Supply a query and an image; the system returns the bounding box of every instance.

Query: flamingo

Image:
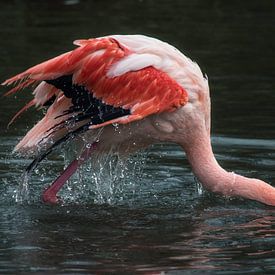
[3,34,275,206]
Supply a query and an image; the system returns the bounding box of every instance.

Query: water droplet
[15,172,30,203]
[194,177,203,195]
[86,143,92,149]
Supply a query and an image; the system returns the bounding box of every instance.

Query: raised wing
[2,36,188,154]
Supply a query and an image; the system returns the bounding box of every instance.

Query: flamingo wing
[2,36,188,154]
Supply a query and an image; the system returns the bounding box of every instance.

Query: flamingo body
[3,34,275,206]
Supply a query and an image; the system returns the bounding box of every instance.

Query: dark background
[1,1,275,274]
[1,0,275,138]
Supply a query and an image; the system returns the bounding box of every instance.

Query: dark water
[1,0,275,273]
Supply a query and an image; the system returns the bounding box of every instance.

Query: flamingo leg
[42,142,97,204]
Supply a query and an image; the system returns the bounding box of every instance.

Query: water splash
[60,145,147,205]
[54,128,147,204]
[14,171,30,203]
[9,125,147,205]
[91,150,146,204]
[194,176,204,196]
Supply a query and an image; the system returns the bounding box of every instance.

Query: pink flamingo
[3,35,275,205]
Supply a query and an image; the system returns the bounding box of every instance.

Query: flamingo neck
[181,132,275,206]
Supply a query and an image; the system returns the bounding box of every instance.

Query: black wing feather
[46,75,130,126]
[27,75,130,173]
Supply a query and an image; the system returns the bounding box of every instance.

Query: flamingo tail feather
[8,99,36,127]
[25,121,92,174]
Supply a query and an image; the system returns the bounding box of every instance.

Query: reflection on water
[2,137,275,273]
[1,204,275,273]
[1,0,275,274]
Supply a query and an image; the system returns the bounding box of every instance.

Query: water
[1,0,275,273]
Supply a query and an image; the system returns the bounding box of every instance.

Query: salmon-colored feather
[3,36,188,153]
[4,79,36,96]
[33,82,59,108]
[88,66,187,115]
[8,99,36,127]
[14,94,72,152]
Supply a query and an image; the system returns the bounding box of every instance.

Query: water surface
[1,0,275,273]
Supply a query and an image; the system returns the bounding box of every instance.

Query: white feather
[108,35,209,100]
[107,53,162,78]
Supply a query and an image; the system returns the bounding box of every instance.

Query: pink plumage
[3,34,275,206]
